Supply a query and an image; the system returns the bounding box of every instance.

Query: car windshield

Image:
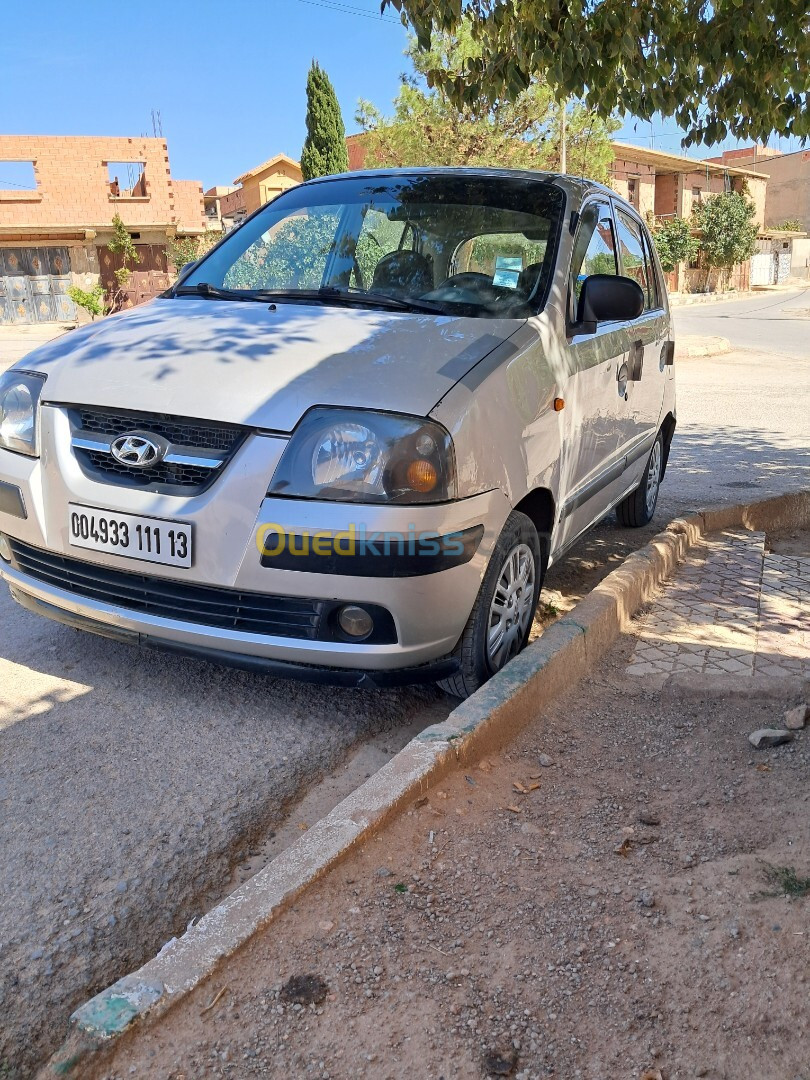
[180,173,565,319]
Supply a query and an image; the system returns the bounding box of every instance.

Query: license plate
[68,504,192,568]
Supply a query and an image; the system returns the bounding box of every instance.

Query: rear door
[612,206,669,483]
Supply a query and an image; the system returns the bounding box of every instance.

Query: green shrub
[67,284,105,320]
[652,217,699,273]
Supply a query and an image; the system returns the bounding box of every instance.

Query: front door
[556,198,632,551]
[612,207,668,485]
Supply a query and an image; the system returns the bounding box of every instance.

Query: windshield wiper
[322,287,446,314]
[173,282,277,303]
[173,282,447,314]
[256,286,447,315]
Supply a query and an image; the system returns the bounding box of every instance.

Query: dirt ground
[93,631,809,1080]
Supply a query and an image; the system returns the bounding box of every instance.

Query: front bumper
[6,585,461,687]
[0,408,512,674]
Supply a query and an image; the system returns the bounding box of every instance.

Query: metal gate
[0,247,76,324]
[98,244,171,311]
[750,251,776,287]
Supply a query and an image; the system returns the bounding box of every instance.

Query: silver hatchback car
[0,169,674,697]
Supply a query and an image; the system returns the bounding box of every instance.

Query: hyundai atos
[0,169,675,698]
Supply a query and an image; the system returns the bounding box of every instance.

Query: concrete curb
[678,334,732,358]
[670,290,754,307]
[43,490,810,1078]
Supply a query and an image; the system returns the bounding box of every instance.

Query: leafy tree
[357,29,618,180]
[383,0,809,147]
[104,213,141,310]
[777,219,803,232]
[692,191,758,287]
[107,212,139,288]
[165,232,224,275]
[301,61,350,180]
[67,284,106,321]
[652,217,699,272]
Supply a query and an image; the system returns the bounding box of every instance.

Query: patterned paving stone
[626,530,810,678]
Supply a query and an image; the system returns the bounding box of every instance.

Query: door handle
[627,339,644,381]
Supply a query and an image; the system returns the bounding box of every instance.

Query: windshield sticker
[492,256,523,289]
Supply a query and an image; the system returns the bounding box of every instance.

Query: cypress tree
[301,61,350,180]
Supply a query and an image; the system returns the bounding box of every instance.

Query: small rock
[279,974,328,1006]
[637,810,661,827]
[638,890,655,909]
[375,867,393,879]
[483,1047,518,1076]
[115,881,128,894]
[784,704,808,731]
[537,754,554,768]
[318,921,334,932]
[748,728,793,749]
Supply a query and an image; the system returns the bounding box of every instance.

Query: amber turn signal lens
[406,459,438,492]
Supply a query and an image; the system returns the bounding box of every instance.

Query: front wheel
[438,511,543,700]
[615,431,663,528]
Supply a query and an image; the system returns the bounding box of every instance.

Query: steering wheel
[441,272,494,292]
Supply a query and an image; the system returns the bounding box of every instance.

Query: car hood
[20,297,525,432]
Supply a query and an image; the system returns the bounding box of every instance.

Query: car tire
[615,430,664,528]
[438,510,543,700]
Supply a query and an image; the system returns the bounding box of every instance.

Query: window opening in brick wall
[107,161,146,199]
[0,161,37,190]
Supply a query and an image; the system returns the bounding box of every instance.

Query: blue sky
[0,0,801,190]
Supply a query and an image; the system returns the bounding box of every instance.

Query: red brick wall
[0,135,205,234]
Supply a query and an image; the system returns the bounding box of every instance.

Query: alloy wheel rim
[487,543,536,670]
[646,440,662,516]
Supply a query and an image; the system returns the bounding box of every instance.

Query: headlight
[0,371,46,457]
[269,408,456,504]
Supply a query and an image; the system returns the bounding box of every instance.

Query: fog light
[0,534,10,563]
[337,604,374,639]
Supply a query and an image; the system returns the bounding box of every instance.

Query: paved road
[1,302,809,1072]
[675,286,810,357]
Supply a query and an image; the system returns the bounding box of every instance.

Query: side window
[569,201,618,315]
[615,209,655,311]
[454,231,549,294]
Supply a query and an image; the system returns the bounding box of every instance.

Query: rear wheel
[615,431,663,528]
[438,511,542,699]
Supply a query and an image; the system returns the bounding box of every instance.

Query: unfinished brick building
[0,136,206,323]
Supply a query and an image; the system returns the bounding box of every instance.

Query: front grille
[77,409,242,453]
[8,539,323,640]
[68,406,246,494]
[6,539,398,645]
[83,449,214,489]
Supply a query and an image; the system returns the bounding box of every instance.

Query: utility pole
[560,99,567,174]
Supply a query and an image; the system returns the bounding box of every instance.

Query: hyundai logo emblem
[110,432,165,468]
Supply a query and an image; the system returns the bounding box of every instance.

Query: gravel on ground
[91,626,810,1080]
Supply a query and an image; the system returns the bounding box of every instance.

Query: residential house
[609,142,768,291]
[707,146,810,232]
[203,185,238,232]
[0,135,207,323]
[218,154,303,231]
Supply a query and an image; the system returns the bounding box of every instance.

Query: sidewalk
[0,323,73,372]
[89,526,809,1080]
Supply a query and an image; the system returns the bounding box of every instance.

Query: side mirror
[577,274,644,333]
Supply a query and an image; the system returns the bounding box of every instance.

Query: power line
[291,0,401,23]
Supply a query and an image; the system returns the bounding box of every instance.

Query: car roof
[300,165,618,204]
